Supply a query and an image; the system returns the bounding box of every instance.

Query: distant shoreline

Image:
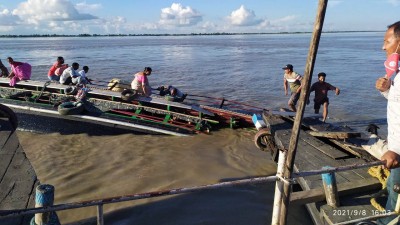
[0,30,384,38]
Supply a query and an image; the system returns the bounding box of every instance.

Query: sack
[107,78,131,92]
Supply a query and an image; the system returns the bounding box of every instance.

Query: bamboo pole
[277,0,328,224]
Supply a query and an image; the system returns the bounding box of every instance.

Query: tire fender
[254,128,272,150]
[58,101,84,115]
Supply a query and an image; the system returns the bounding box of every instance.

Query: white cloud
[75,1,102,13]
[159,3,202,27]
[274,15,297,23]
[227,5,262,26]
[12,0,97,25]
[0,9,21,26]
[101,16,127,34]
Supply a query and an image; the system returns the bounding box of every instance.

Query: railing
[0,160,397,225]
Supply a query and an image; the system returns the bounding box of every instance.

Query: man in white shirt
[60,62,80,85]
[375,21,400,225]
[74,66,91,85]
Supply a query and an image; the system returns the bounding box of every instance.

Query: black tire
[0,104,18,131]
[58,102,84,115]
[254,128,272,150]
[121,89,137,102]
[65,86,77,95]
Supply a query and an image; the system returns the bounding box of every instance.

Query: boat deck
[0,117,38,225]
[262,112,384,225]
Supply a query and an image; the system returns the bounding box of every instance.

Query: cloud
[159,3,202,27]
[0,9,21,26]
[12,0,98,25]
[75,1,102,13]
[227,5,262,26]
[100,16,127,34]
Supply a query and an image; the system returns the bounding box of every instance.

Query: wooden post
[277,0,328,224]
[31,184,60,225]
[271,150,287,225]
[321,166,340,208]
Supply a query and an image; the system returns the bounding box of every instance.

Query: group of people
[282,63,340,123]
[0,57,32,87]
[0,56,91,87]
[47,56,91,85]
[282,20,400,224]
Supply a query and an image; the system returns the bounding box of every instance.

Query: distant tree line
[0,31,383,38]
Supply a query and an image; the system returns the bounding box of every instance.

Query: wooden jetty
[261,111,385,225]
[0,111,39,225]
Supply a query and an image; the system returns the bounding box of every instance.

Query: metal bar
[0,175,279,218]
[0,160,387,220]
[292,161,384,178]
[97,204,104,225]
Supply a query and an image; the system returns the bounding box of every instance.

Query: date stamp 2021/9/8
[332,209,392,217]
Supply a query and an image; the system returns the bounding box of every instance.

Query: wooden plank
[0,152,37,209]
[308,131,361,139]
[330,139,376,161]
[0,118,12,150]
[299,131,349,159]
[290,178,381,205]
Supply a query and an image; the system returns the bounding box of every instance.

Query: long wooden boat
[0,78,263,136]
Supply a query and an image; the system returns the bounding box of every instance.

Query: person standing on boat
[282,64,303,112]
[375,21,400,225]
[131,67,152,97]
[0,59,9,77]
[6,57,31,87]
[308,72,340,123]
[60,62,80,85]
[48,56,68,81]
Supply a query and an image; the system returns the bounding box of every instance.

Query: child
[76,66,92,85]
[308,72,340,122]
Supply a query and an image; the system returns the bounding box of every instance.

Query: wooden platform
[0,117,39,225]
[262,112,383,225]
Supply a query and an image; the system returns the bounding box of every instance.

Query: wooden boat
[0,78,263,136]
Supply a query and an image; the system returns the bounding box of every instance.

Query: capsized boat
[0,78,264,136]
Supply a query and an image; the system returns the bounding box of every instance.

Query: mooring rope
[368,166,390,211]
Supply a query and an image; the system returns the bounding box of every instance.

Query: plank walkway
[0,117,39,225]
[263,112,384,225]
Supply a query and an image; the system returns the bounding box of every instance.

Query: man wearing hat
[282,64,303,112]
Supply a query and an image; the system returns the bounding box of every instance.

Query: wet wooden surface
[0,118,38,225]
[263,112,382,225]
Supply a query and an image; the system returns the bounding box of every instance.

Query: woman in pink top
[131,67,152,97]
[48,56,68,81]
[7,57,31,87]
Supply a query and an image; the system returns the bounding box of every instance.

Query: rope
[34,80,51,103]
[368,166,390,211]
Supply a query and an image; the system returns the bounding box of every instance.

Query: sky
[0,0,399,35]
